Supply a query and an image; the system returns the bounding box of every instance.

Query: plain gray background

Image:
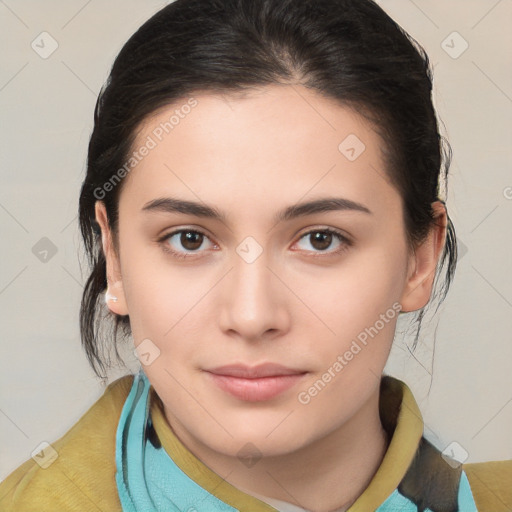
[1,0,511,480]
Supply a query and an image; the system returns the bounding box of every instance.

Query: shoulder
[463,459,512,512]
[397,433,511,512]
[0,374,134,512]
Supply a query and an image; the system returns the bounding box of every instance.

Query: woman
[1,0,510,510]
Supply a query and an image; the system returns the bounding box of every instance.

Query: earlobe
[104,279,129,316]
[399,201,447,313]
[94,201,129,316]
[105,288,118,304]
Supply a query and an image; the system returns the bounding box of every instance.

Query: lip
[204,363,308,402]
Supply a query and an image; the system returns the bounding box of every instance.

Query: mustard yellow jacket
[1,374,511,511]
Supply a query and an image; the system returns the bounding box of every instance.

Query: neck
[166,386,389,512]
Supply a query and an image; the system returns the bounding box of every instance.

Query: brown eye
[295,228,351,256]
[180,231,204,251]
[309,231,333,251]
[159,229,215,259]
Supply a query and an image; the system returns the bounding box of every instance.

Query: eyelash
[157,227,352,260]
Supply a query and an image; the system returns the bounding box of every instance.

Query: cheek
[285,244,408,390]
[120,245,214,352]
[293,246,407,337]
[293,262,402,431]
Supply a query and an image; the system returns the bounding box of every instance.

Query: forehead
[119,84,399,221]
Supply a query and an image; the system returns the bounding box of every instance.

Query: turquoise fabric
[115,369,479,512]
[115,369,239,512]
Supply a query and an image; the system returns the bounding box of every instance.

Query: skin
[95,84,447,511]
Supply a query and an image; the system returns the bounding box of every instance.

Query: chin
[193,418,313,460]
[210,434,305,460]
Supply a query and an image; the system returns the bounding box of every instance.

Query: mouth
[203,363,308,402]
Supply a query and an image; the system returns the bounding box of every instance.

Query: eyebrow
[141,196,372,224]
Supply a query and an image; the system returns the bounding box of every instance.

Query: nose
[218,248,290,343]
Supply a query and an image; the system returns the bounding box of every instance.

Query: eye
[294,228,352,257]
[158,229,216,259]
[158,226,352,260]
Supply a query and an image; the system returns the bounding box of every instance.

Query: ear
[399,201,448,313]
[94,201,129,316]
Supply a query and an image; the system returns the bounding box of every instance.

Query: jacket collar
[148,374,458,511]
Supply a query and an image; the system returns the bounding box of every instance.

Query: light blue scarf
[115,369,478,512]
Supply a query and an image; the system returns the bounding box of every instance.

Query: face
[96,84,444,460]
